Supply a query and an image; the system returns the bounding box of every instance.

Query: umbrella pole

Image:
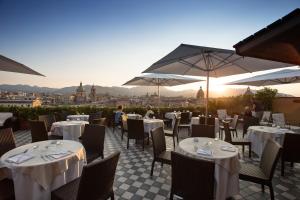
[158,83,160,114]
[205,71,210,124]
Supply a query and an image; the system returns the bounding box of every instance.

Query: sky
[0,0,299,96]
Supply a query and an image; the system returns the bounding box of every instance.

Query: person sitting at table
[244,106,252,117]
[144,105,154,119]
[114,105,124,125]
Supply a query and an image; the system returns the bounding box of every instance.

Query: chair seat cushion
[239,163,268,181]
[0,178,14,200]
[51,178,80,200]
[164,129,173,136]
[232,137,250,144]
[179,124,190,127]
[158,151,171,164]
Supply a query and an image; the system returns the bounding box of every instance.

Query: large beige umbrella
[0,54,44,76]
[143,44,293,119]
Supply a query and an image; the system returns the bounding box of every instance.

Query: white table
[50,121,89,141]
[143,119,164,134]
[191,117,219,135]
[127,114,142,119]
[165,112,181,120]
[247,126,294,158]
[66,115,89,121]
[1,140,86,200]
[177,137,240,200]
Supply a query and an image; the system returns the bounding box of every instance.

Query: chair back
[81,124,105,156]
[171,151,215,200]
[260,139,282,180]
[282,133,300,163]
[217,109,227,120]
[191,124,215,138]
[223,122,232,143]
[261,111,271,122]
[151,127,166,158]
[89,111,102,124]
[272,113,285,127]
[38,115,56,132]
[180,112,190,124]
[127,119,144,139]
[199,116,205,125]
[192,112,201,117]
[91,118,106,126]
[29,120,49,142]
[0,128,16,157]
[243,116,259,135]
[172,117,180,136]
[231,114,239,129]
[207,116,215,126]
[76,151,120,200]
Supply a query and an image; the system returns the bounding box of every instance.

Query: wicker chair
[207,116,215,126]
[88,111,102,124]
[81,124,105,163]
[219,114,239,138]
[91,117,106,126]
[243,116,259,137]
[150,127,172,176]
[224,122,252,158]
[29,120,51,142]
[164,117,180,148]
[239,139,282,200]
[127,119,149,150]
[178,112,191,135]
[191,124,215,138]
[38,114,56,132]
[0,128,16,157]
[281,133,300,176]
[0,178,15,200]
[170,151,215,200]
[51,151,120,200]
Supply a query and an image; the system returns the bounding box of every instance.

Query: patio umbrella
[123,73,202,106]
[226,68,300,86]
[0,54,44,76]
[234,9,300,65]
[143,44,293,119]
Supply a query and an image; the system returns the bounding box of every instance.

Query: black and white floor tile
[14,128,300,200]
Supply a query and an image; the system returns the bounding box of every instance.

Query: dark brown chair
[127,119,149,150]
[170,151,215,200]
[224,122,252,158]
[29,120,50,142]
[0,178,15,200]
[164,117,180,148]
[192,111,201,117]
[150,127,171,176]
[0,128,16,157]
[38,114,56,132]
[199,116,205,125]
[219,114,239,138]
[239,139,282,200]
[207,116,215,126]
[91,117,106,126]
[89,111,102,124]
[243,116,259,137]
[51,151,120,200]
[178,112,191,134]
[191,124,215,138]
[281,133,300,176]
[81,124,105,163]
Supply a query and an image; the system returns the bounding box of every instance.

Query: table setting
[66,114,89,121]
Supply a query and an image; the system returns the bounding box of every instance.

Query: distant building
[0,98,42,107]
[89,84,96,102]
[244,86,254,96]
[196,86,205,105]
[74,82,87,104]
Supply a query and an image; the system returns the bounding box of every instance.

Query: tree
[255,87,278,110]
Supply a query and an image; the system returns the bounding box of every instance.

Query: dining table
[247,125,295,158]
[0,140,86,200]
[126,113,142,120]
[191,116,219,134]
[143,119,164,134]
[177,137,240,200]
[66,114,89,121]
[50,120,89,141]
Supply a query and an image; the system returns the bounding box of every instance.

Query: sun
[210,85,226,94]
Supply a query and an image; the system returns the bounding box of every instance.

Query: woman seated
[144,105,154,119]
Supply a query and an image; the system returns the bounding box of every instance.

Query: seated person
[244,106,252,117]
[144,105,154,119]
[114,105,124,125]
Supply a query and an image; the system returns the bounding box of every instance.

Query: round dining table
[1,140,86,200]
[247,125,295,158]
[50,120,89,141]
[177,137,240,200]
[66,115,89,121]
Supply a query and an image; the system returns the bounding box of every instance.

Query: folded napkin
[6,153,34,164]
[220,145,236,152]
[197,148,212,156]
[46,149,72,159]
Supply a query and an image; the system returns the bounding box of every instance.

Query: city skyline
[0,0,299,96]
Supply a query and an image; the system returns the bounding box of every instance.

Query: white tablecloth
[191,117,219,135]
[1,140,86,200]
[165,112,181,119]
[177,137,240,200]
[247,126,294,158]
[66,115,89,121]
[143,119,164,134]
[51,121,89,141]
[127,114,142,119]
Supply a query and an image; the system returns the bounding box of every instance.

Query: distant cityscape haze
[0,0,299,96]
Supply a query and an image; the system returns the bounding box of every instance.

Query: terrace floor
[14,128,300,200]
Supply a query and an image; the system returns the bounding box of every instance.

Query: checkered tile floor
[14,128,300,200]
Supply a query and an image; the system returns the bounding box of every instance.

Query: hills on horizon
[0,84,293,98]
